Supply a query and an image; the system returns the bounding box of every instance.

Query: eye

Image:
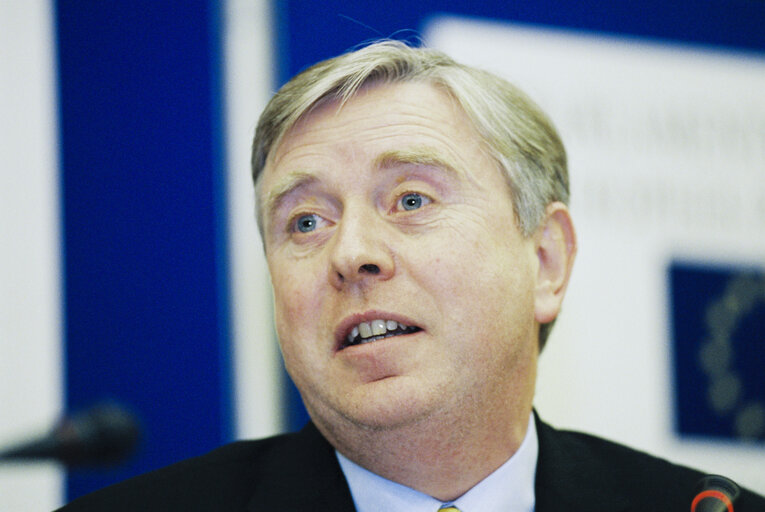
[293,213,321,233]
[398,192,431,211]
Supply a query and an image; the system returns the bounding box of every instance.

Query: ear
[533,202,577,324]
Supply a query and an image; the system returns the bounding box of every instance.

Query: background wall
[0,1,763,510]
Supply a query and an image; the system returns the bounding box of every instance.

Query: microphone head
[53,402,141,466]
[691,475,741,512]
[0,402,141,467]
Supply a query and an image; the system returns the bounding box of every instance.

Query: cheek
[410,224,537,344]
[272,281,316,385]
[414,224,532,296]
[270,262,320,339]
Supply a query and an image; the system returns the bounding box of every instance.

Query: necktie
[438,507,461,512]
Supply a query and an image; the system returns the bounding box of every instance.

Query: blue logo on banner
[670,262,765,441]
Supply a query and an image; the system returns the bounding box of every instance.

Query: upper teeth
[348,319,410,344]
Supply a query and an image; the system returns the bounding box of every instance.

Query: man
[59,41,764,511]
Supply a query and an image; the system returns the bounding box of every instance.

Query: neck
[314,402,532,502]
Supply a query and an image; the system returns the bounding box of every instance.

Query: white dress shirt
[336,414,537,512]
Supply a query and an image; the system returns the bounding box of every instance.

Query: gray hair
[251,40,569,348]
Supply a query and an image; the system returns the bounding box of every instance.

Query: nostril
[359,263,380,274]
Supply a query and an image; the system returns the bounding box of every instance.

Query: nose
[328,207,395,290]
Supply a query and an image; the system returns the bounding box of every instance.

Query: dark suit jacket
[57,416,765,511]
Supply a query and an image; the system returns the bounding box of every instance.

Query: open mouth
[341,319,422,349]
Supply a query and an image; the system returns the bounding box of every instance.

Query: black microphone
[691,475,741,512]
[0,402,140,467]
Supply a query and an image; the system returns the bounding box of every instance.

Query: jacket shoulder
[536,418,765,511]
[55,432,302,511]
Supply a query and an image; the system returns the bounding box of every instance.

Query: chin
[341,381,446,431]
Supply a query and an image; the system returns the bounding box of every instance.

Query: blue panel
[277,0,765,433]
[278,0,765,83]
[670,262,765,441]
[54,0,232,500]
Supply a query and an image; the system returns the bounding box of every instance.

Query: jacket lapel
[534,414,631,512]
[246,422,356,512]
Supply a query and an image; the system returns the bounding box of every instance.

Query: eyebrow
[373,148,464,179]
[262,171,318,228]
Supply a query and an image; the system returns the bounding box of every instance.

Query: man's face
[260,82,542,433]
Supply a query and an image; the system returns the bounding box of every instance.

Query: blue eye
[295,214,318,233]
[400,193,424,211]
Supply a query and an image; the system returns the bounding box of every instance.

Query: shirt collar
[336,414,538,512]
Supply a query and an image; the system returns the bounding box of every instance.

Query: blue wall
[278,0,765,83]
[55,0,232,500]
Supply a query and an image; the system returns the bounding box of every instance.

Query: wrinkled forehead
[265,81,485,177]
[279,83,441,154]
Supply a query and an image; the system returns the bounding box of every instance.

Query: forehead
[266,81,486,175]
